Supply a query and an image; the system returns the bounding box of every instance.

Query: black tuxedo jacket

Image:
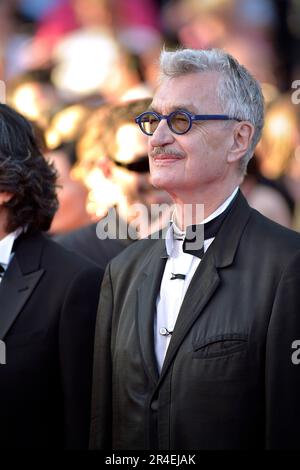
[90,192,300,450]
[0,231,103,449]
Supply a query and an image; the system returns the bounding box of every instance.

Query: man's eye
[175,117,188,122]
[172,115,189,129]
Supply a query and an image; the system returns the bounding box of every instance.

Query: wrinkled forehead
[151,71,222,114]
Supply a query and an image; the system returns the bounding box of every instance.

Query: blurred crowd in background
[1,0,300,237]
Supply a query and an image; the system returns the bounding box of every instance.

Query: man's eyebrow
[147,103,199,114]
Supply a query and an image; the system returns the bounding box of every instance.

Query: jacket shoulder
[55,223,126,269]
[40,233,103,275]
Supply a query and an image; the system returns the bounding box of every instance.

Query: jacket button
[150,400,158,411]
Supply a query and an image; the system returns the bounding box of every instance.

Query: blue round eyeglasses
[135,110,241,136]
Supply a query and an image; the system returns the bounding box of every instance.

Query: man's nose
[149,119,175,147]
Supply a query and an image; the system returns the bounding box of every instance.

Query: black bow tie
[0,264,5,277]
[182,192,238,259]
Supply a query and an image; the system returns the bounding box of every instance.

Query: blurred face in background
[110,123,171,210]
[47,149,91,235]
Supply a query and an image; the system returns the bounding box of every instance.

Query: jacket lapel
[136,238,168,384]
[0,232,45,340]
[159,191,252,381]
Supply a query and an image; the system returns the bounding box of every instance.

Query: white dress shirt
[0,228,23,283]
[154,187,239,371]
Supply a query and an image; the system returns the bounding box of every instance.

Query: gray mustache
[150,148,185,158]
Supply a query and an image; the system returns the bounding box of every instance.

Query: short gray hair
[159,48,264,174]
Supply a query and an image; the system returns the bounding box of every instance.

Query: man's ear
[227,122,255,164]
[96,156,113,178]
[0,192,14,205]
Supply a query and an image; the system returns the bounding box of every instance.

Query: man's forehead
[151,72,221,112]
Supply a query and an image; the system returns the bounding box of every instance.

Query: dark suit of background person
[56,221,126,270]
[89,49,300,450]
[0,103,103,449]
[0,232,103,449]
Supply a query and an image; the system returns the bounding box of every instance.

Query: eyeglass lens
[141,112,190,135]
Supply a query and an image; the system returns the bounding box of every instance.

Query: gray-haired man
[90,48,300,450]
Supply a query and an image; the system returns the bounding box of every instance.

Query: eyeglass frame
[135,110,242,136]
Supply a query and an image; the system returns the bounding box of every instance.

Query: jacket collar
[0,231,46,340]
[0,228,23,269]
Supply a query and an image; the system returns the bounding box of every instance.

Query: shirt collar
[0,227,23,268]
[165,187,239,256]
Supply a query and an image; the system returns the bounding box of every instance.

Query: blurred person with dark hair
[0,104,103,449]
[57,98,171,269]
